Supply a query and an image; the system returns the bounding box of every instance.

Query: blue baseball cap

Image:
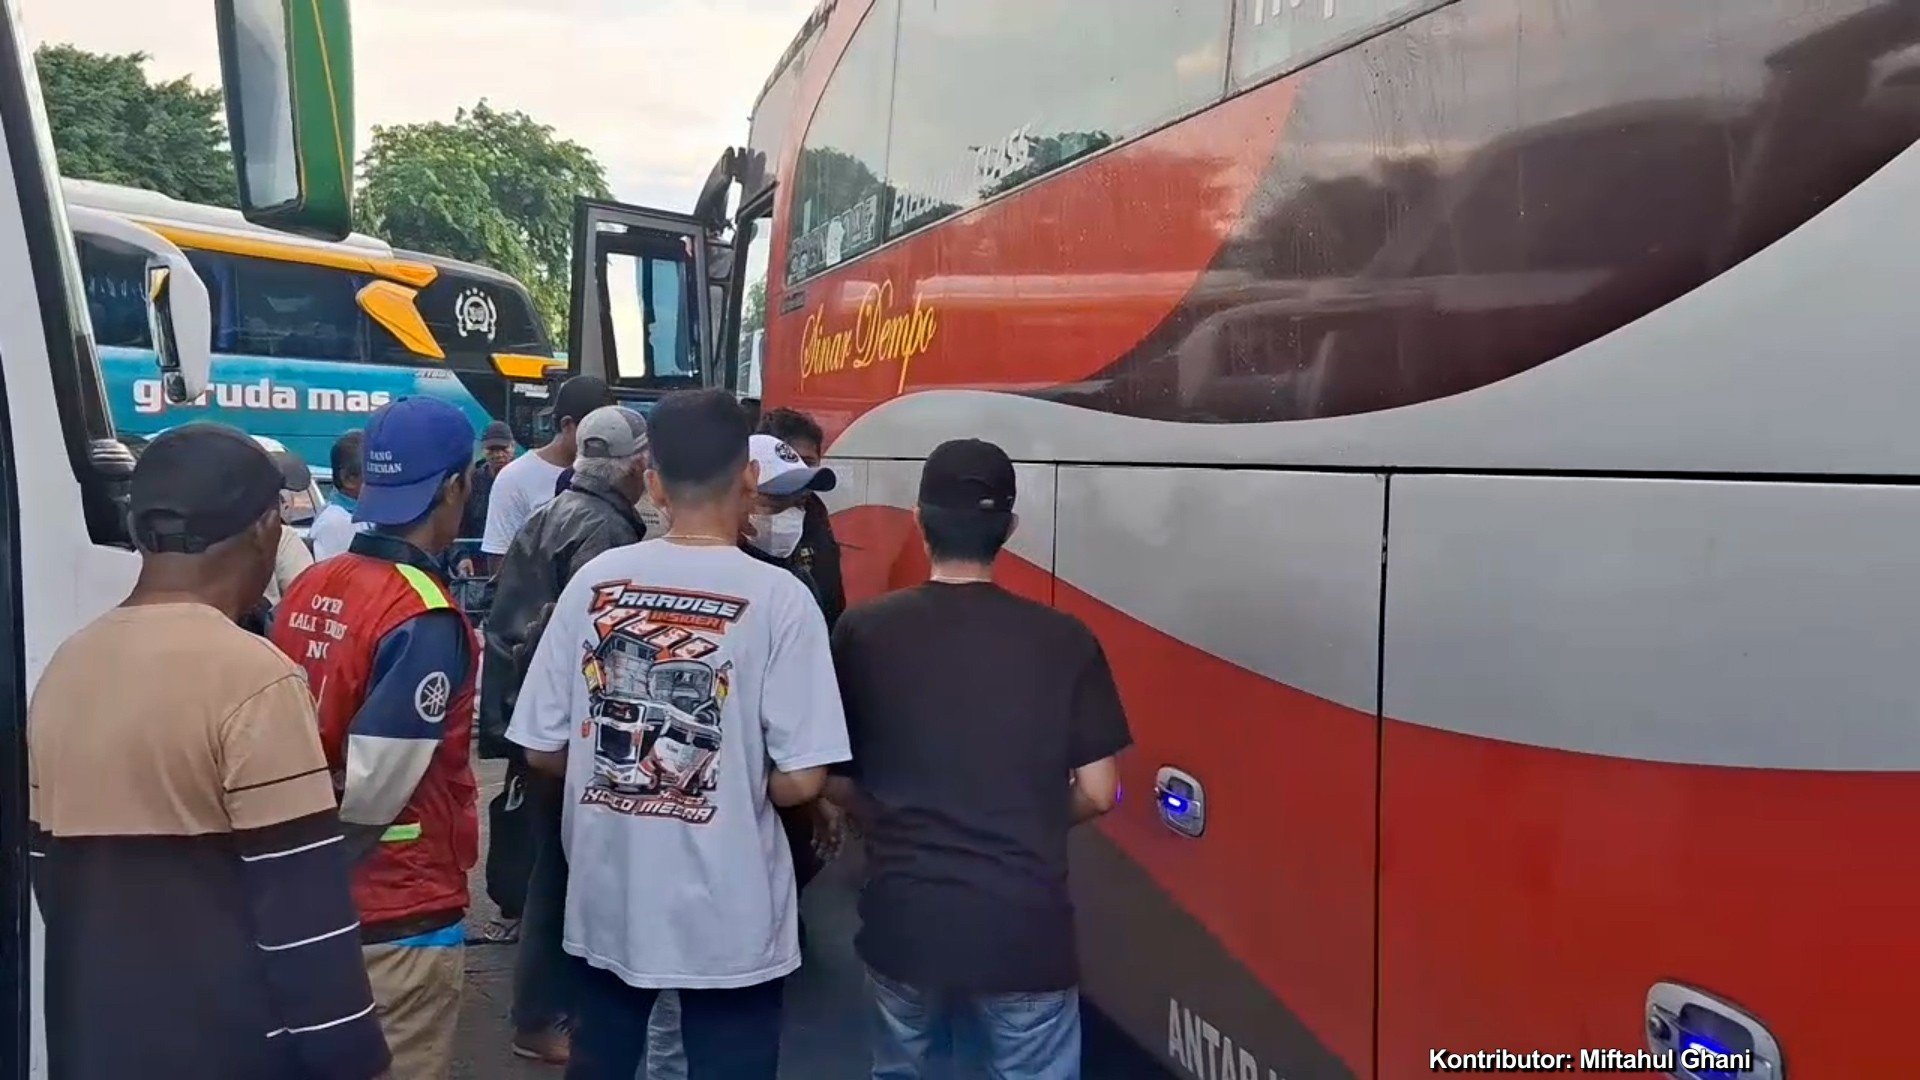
[353,397,477,526]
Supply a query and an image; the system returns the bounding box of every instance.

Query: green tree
[742,278,768,336]
[35,45,235,206]
[358,101,610,341]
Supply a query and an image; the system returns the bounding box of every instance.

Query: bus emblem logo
[455,287,498,341]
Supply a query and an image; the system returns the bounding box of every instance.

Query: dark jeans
[567,966,785,1080]
[511,769,583,1034]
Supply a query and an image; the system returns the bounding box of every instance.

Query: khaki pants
[364,941,465,1079]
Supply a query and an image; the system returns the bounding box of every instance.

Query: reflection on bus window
[886,0,1228,236]
[786,0,898,283]
[736,213,771,397]
[604,248,697,382]
[1230,0,1415,87]
[607,252,650,380]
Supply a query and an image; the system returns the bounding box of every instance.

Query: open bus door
[566,197,725,414]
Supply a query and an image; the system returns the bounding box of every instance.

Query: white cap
[749,434,836,497]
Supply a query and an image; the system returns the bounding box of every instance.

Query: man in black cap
[481,375,615,562]
[826,438,1132,1080]
[461,420,519,541]
[29,423,389,1080]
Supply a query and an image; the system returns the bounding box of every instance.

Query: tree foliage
[358,101,610,342]
[36,45,235,206]
[742,278,768,336]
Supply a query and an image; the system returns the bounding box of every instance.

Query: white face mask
[748,507,806,559]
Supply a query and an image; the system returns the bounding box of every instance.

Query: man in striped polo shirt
[274,396,481,1079]
[30,423,388,1079]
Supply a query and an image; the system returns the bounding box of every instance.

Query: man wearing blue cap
[272,396,483,1080]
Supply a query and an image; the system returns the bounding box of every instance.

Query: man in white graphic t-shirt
[507,388,849,1080]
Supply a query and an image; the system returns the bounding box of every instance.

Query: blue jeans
[868,970,1081,1080]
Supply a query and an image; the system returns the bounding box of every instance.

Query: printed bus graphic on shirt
[578,583,745,825]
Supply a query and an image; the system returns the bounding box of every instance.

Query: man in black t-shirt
[827,438,1131,1080]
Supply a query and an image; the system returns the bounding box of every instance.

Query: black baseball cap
[128,423,302,554]
[480,420,515,450]
[648,389,750,486]
[554,375,615,428]
[919,438,1016,514]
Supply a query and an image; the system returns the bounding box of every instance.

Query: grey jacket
[478,472,654,758]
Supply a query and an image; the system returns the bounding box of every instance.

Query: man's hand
[809,799,848,862]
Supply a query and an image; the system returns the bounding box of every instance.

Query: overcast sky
[21,0,814,210]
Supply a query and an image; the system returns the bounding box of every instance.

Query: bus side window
[224,253,361,361]
[1229,0,1414,88]
[74,235,151,349]
[884,0,1229,237]
[185,249,237,354]
[786,0,898,284]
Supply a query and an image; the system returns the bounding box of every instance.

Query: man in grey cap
[480,405,657,1066]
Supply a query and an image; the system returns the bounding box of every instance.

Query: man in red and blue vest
[272,396,480,1080]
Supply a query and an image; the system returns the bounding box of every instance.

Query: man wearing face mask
[741,434,838,620]
[757,408,844,628]
[741,435,846,939]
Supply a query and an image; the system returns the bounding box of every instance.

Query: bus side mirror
[66,206,212,403]
[215,0,356,240]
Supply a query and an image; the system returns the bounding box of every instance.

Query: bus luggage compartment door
[1055,466,1384,1080]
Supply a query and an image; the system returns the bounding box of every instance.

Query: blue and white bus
[66,179,564,469]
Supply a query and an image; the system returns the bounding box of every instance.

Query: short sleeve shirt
[507,541,851,988]
[29,604,351,1076]
[829,582,1132,993]
[482,452,567,554]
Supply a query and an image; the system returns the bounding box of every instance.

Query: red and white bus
[566,0,1920,1075]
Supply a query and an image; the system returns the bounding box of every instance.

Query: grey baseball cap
[575,405,649,461]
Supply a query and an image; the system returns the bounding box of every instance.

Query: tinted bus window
[786,0,898,284]
[75,236,151,348]
[886,0,1230,238]
[186,249,379,363]
[1231,0,1415,87]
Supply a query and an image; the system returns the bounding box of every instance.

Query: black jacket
[460,461,502,540]
[478,473,653,758]
[792,496,845,630]
[740,540,835,890]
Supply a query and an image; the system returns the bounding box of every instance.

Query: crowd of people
[26,378,1132,1080]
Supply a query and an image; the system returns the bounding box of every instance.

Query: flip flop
[466,917,521,945]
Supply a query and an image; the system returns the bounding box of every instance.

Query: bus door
[567,199,720,402]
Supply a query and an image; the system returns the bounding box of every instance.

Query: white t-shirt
[481,451,567,554]
[308,500,367,561]
[507,541,850,989]
[263,524,315,606]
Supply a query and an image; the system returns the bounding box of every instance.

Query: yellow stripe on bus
[491,353,566,380]
[357,280,446,360]
[142,222,440,288]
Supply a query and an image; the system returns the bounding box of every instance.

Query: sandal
[466,916,520,945]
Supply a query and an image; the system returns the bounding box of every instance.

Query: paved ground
[453,760,1170,1079]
